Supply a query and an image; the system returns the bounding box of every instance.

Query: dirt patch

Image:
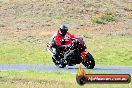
[0,79,72,87]
[0,0,131,42]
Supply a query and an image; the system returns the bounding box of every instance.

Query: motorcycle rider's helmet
[59,24,68,36]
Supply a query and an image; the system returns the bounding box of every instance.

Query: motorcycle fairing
[81,51,89,62]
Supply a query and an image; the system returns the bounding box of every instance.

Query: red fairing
[81,51,89,61]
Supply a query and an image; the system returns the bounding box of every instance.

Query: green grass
[0,40,52,64]
[87,35,132,66]
[0,35,132,66]
[0,70,131,88]
[91,13,115,24]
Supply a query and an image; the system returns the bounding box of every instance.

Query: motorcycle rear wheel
[52,57,66,68]
[82,53,95,69]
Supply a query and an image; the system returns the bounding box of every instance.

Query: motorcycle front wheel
[82,53,95,69]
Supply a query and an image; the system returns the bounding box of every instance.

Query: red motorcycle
[47,37,95,69]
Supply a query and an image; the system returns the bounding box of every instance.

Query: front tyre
[52,57,66,68]
[82,53,95,69]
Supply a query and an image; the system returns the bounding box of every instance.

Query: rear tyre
[82,53,95,69]
[52,57,66,68]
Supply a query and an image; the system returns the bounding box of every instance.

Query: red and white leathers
[53,30,76,46]
[50,30,76,62]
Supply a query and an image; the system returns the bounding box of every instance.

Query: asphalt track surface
[0,64,132,74]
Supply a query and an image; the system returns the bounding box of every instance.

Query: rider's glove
[72,40,78,48]
[50,42,56,47]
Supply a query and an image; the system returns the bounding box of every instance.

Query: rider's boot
[53,54,61,65]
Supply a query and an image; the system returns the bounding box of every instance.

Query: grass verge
[0,35,131,65]
[0,70,131,88]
